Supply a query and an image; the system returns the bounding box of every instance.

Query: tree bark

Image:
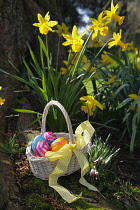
[0,0,65,131]
[0,1,66,207]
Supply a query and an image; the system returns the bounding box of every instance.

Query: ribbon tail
[74,149,99,192]
[79,177,99,192]
[49,154,82,203]
[75,121,95,144]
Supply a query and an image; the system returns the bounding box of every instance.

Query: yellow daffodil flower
[82,55,97,73]
[88,12,109,40]
[85,63,96,72]
[70,52,80,65]
[127,42,138,52]
[128,94,140,101]
[33,12,58,35]
[82,54,88,64]
[0,97,6,105]
[80,95,103,116]
[55,22,70,36]
[62,25,86,52]
[104,0,125,25]
[92,38,103,47]
[93,71,98,78]
[108,29,128,51]
[60,60,73,74]
[106,74,116,85]
[0,86,5,105]
[60,52,82,74]
[128,94,140,112]
[60,60,68,74]
[60,67,67,74]
[101,51,115,64]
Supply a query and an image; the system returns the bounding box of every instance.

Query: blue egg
[31,135,47,153]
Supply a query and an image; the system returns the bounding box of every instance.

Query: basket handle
[41,100,74,143]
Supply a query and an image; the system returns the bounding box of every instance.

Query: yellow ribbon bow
[45,121,98,203]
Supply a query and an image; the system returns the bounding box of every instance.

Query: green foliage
[68,198,102,210]
[95,49,140,153]
[0,134,25,158]
[1,33,100,132]
[88,134,120,167]
[26,193,53,210]
[112,179,140,210]
[87,134,120,190]
[21,174,101,210]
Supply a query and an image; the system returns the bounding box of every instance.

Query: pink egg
[34,140,50,157]
[43,131,56,145]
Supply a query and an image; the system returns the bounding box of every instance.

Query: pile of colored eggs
[31,131,68,157]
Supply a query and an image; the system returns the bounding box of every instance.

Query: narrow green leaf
[117,98,132,109]
[14,109,42,115]
[112,83,129,99]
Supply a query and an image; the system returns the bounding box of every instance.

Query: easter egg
[50,137,68,152]
[34,140,50,157]
[31,135,47,153]
[43,131,56,145]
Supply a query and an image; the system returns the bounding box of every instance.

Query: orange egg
[50,137,68,152]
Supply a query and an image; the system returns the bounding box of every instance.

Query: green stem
[56,36,61,71]
[45,35,50,68]
[72,31,93,78]
[88,38,112,72]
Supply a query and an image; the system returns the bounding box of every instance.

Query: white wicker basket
[26,100,87,180]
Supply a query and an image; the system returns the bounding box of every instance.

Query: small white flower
[89,168,99,177]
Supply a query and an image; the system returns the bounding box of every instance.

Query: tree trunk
[0,0,65,131]
[0,1,66,208]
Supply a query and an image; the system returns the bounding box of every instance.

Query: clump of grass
[0,134,25,159]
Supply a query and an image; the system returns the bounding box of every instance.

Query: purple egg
[34,140,50,157]
[31,135,47,153]
[43,131,56,145]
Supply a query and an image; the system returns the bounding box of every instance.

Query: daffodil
[101,51,115,64]
[82,55,96,72]
[60,61,66,74]
[60,60,74,74]
[0,97,5,105]
[92,71,99,78]
[80,95,103,116]
[55,22,70,36]
[106,74,116,85]
[128,94,140,112]
[60,60,68,74]
[62,25,86,52]
[127,41,138,52]
[104,0,125,25]
[88,12,109,40]
[70,52,80,65]
[60,67,67,74]
[0,86,5,105]
[92,38,103,47]
[84,63,96,72]
[33,12,58,35]
[108,30,128,51]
